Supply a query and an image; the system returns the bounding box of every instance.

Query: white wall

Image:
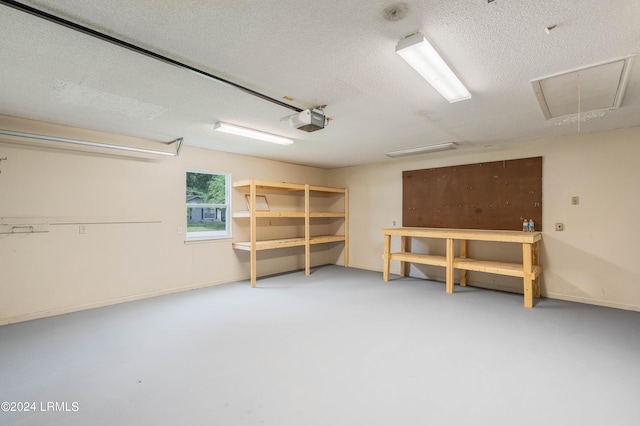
[329,127,640,311]
[0,116,333,324]
[2,115,638,323]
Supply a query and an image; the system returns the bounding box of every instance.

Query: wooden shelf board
[233,238,305,251]
[308,185,347,193]
[454,258,525,277]
[233,179,305,191]
[310,234,346,244]
[233,211,305,218]
[382,227,542,244]
[234,179,346,194]
[233,211,344,219]
[389,252,447,267]
[233,235,346,251]
[309,212,346,218]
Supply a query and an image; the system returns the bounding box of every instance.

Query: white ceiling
[1,0,639,168]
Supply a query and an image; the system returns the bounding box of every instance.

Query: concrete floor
[1,265,639,425]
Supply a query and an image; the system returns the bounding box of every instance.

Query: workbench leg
[400,236,410,277]
[383,234,391,281]
[532,242,540,298]
[459,239,467,286]
[523,243,533,308]
[446,238,454,293]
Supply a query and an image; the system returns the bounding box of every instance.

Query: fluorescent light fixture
[396,33,471,103]
[214,122,293,145]
[386,142,458,158]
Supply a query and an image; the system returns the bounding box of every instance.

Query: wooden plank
[523,243,533,308]
[446,238,454,293]
[250,180,257,288]
[344,188,349,268]
[233,211,306,218]
[308,184,347,193]
[400,236,409,276]
[234,211,342,218]
[454,258,526,277]
[235,181,342,192]
[305,184,310,276]
[233,235,346,251]
[309,212,345,218]
[459,239,467,286]
[382,227,542,244]
[233,237,305,250]
[383,234,390,281]
[233,179,306,191]
[234,179,347,193]
[309,235,346,244]
[389,252,447,267]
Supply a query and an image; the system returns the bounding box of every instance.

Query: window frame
[185,169,231,241]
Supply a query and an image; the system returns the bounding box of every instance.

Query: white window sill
[184,236,232,244]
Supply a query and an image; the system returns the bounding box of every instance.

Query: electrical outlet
[393,220,396,226]
[555,223,564,231]
[79,225,86,234]
[571,196,579,205]
[177,227,183,235]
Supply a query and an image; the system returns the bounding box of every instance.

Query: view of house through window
[186,170,230,239]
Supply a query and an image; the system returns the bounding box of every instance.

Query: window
[186,170,231,240]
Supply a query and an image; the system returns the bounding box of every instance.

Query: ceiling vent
[531,55,635,120]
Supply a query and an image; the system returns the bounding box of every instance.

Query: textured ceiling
[0,0,639,168]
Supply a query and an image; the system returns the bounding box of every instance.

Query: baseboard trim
[346,264,640,312]
[4,267,636,326]
[0,276,247,326]
[544,292,640,312]
[0,264,342,326]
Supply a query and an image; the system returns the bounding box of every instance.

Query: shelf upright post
[305,184,310,275]
[344,188,349,267]
[250,179,257,288]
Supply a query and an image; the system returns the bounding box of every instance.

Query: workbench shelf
[232,179,348,287]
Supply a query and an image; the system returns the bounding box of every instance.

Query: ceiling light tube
[387,142,458,158]
[396,33,471,103]
[214,122,293,145]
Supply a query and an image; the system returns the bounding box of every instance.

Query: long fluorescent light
[0,129,182,156]
[396,33,471,103]
[214,122,293,145]
[387,142,458,158]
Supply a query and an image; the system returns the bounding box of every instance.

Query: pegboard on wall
[403,157,542,231]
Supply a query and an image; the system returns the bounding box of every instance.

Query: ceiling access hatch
[531,55,635,120]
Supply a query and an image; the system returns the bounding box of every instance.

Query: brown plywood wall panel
[403,157,542,231]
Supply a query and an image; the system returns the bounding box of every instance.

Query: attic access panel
[403,157,542,231]
[531,56,635,119]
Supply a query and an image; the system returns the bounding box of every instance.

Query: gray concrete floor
[1,265,639,425]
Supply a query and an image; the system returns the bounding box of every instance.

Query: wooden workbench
[382,227,542,307]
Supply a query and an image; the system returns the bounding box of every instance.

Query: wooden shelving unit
[232,179,348,287]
